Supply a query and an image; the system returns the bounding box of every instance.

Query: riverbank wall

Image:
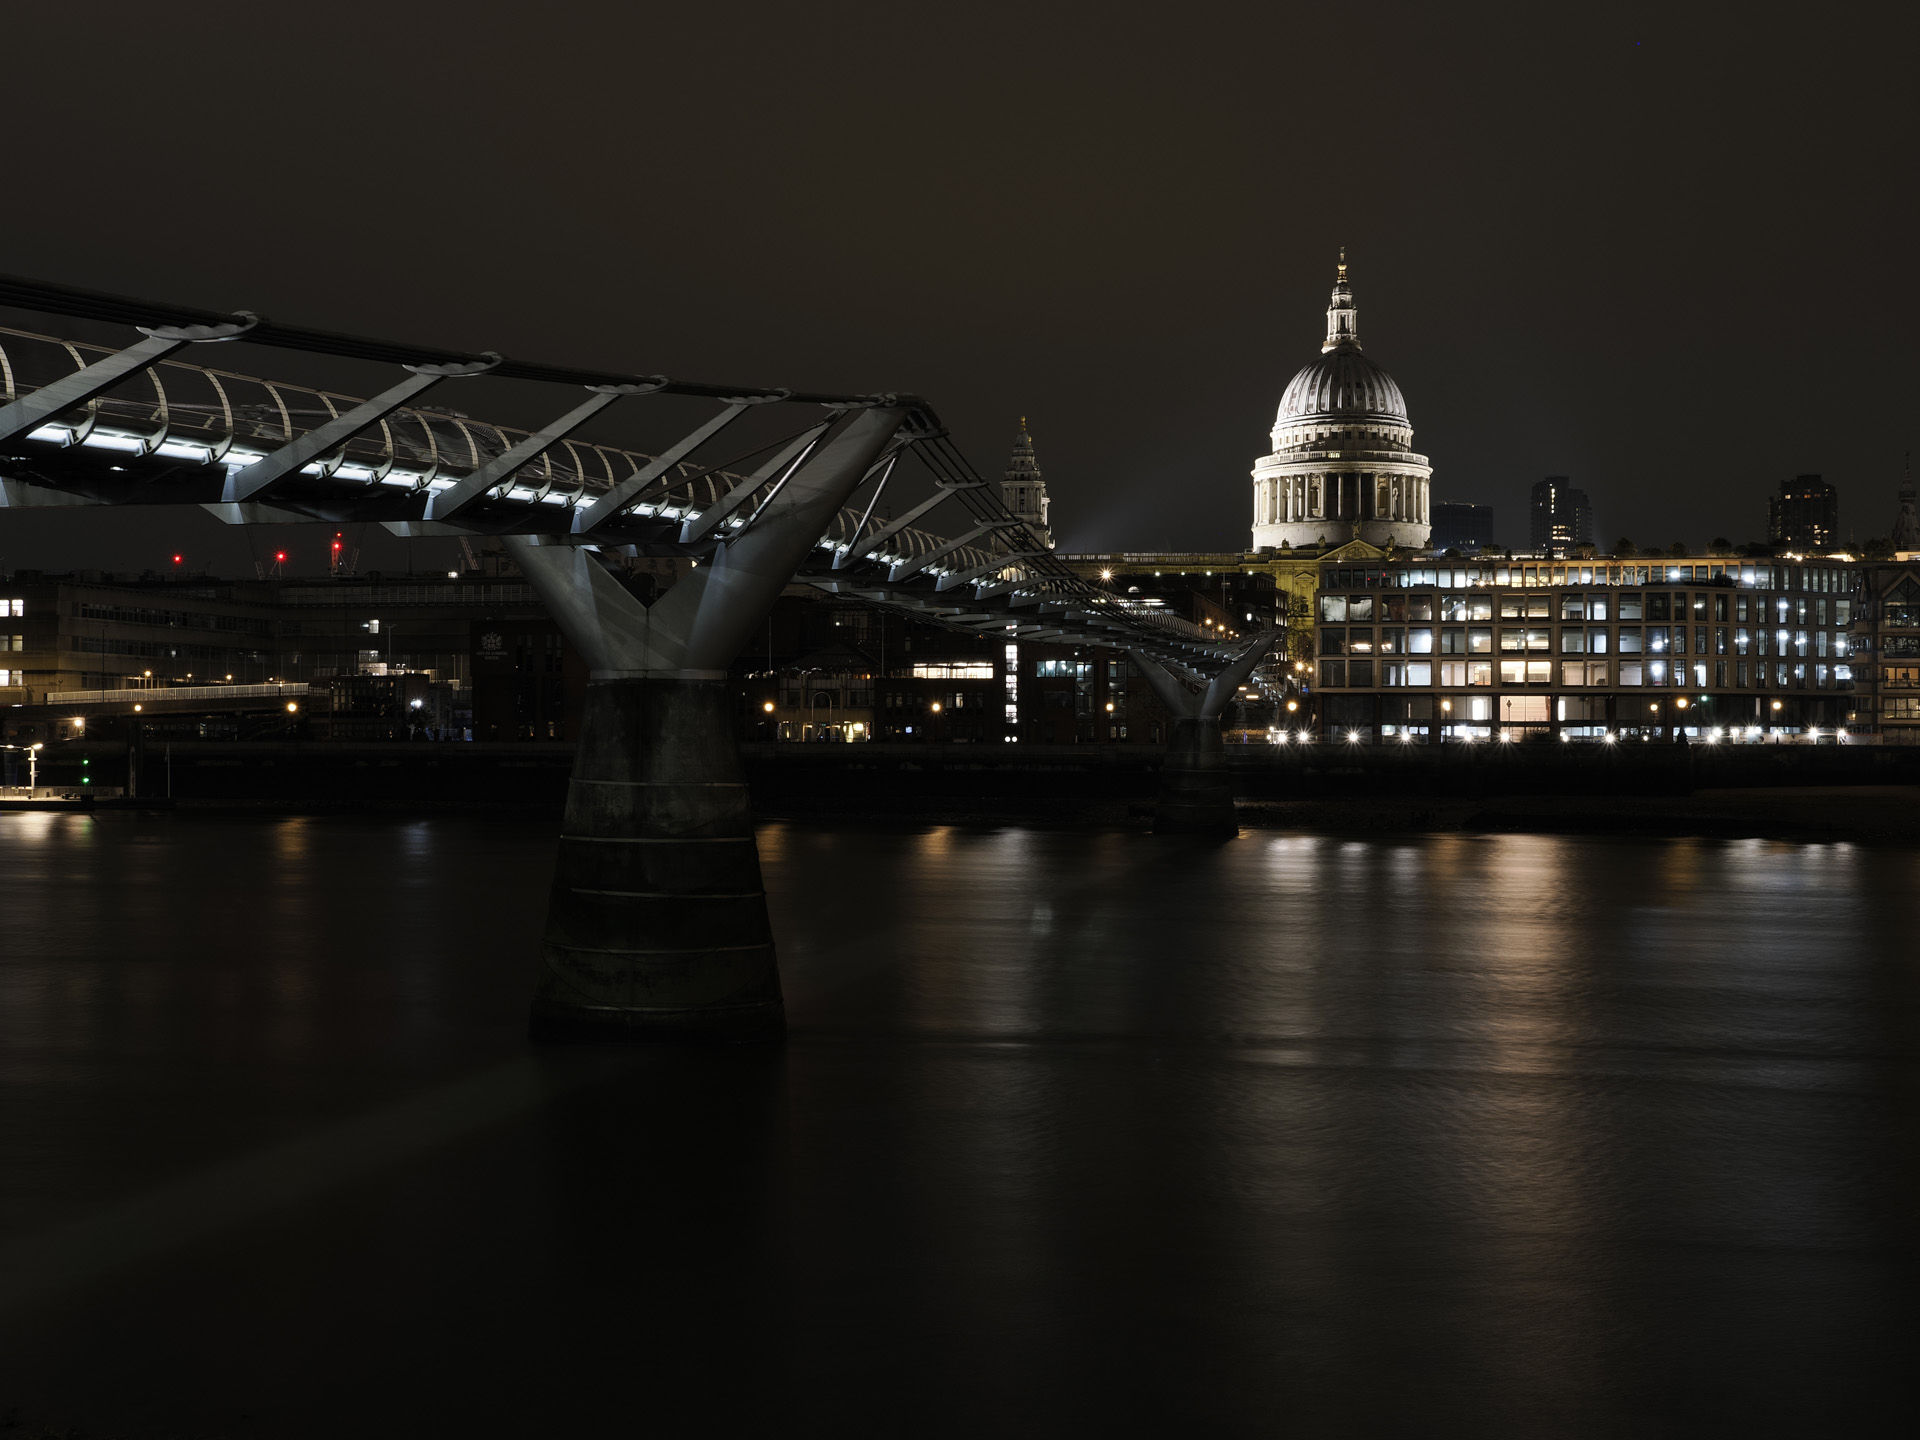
[26,737,1920,810]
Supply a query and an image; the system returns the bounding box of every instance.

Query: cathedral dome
[1276,346,1407,424]
[1249,250,1433,555]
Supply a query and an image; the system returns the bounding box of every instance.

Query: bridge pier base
[1130,634,1280,838]
[1154,717,1237,834]
[528,677,783,1043]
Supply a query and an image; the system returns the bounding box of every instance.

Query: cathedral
[1250,252,1432,552]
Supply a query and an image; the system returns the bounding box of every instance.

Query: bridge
[0,274,1277,1041]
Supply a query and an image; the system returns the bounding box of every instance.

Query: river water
[0,813,1915,1437]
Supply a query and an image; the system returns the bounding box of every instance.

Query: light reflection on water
[0,813,1915,1437]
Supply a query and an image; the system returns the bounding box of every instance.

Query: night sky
[2,1,1915,572]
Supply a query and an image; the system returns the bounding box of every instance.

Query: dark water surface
[1,813,1915,1437]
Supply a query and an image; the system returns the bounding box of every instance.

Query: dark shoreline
[17,782,1884,846]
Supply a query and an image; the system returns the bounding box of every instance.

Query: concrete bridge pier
[509,406,906,1042]
[1130,635,1279,836]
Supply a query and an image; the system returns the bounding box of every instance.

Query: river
[1,813,1915,1436]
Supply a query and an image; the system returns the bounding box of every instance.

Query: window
[1407,661,1432,686]
[1468,661,1492,686]
[1694,625,1708,654]
[1348,595,1374,622]
[1380,627,1405,654]
[1587,630,1608,654]
[1440,627,1466,654]
[1561,628,1585,653]
[1320,594,1348,622]
[1468,627,1493,654]
[1499,659,1527,685]
[1715,627,1728,655]
[1382,660,1407,686]
[1588,594,1609,621]
[1735,627,1750,655]
[1320,628,1347,655]
[1,599,20,617]
[1348,630,1376,654]
[1714,594,1729,621]
[1692,594,1709,619]
[1349,660,1374,687]
[1321,660,1345,687]
[1408,627,1434,654]
[1469,596,1494,621]
[1619,593,1644,620]
[1499,628,1527,653]
[1032,660,1092,678]
[916,662,996,680]
[1737,595,1750,622]
[1618,626,1643,654]
[1407,595,1434,621]
[1527,659,1551,684]
[1440,594,1467,622]
[1382,595,1407,622]
[1620,660,1644,686]
[1649,594,1670,621]
[1561,661,1586,686]
[1561,595,1586,620]
[1693,661,1708,687]
[1440,661,1467,686]
[1836,599,1852,624]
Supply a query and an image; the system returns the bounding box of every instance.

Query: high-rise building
[1890,458,1918,552]
[1430,502,1496,552]
[1001,417,1052,548]
[1768,475,1839,551]
[1530,477,1594,552]
[1250,251,1433,552]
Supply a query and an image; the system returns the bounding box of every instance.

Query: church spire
[1894,451,1919,551]
[1323,246,1360,352]
[1002,416,1053,548]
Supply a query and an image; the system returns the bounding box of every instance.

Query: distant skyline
[1,1,1915,573]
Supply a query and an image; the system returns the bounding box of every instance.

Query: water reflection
[0,814,1912,1436]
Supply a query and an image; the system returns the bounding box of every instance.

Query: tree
[1574,542,1598,559]
[1614,537,1637,557]
[1708,536,1735,556]
[1863,537,1895,560]
[1667,541,1689,558]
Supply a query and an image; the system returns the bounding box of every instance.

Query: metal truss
[0,274,1238,671]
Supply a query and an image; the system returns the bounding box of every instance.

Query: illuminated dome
[1276,346,1408,424]
[1250,250,1433,552]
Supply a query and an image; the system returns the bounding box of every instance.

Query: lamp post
[3,741,43,794]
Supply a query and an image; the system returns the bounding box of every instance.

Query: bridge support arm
[0,317,252,448]
[423,385,647,521]
[222,356,497,504]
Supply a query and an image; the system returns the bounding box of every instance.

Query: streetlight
[2,741,43,793]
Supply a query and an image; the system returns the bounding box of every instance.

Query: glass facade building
[1310,555,1862,740]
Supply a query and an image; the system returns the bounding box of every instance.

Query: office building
[1530,477,1594,552]
[1768,475,1839,551]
